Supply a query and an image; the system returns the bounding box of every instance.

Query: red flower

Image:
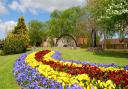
[35,50,51,61]
[34,50,128,88]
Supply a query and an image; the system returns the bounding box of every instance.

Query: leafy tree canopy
[49,6,84,38]
[28,20,49,46]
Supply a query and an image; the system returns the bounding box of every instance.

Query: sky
[0,0,85,39]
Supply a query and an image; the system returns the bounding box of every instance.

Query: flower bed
[13,50,128,89]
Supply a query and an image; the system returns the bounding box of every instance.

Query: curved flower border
[13,50,128,89]
[13,54,82,89]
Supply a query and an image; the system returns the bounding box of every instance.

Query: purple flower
[13,54,63,89]
[67,83,83,89]
[124,65,128,70]
[51,51,61,59]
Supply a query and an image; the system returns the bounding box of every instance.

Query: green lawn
[0,54,20,89]
[0,47,128,89]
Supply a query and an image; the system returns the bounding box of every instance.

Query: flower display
[13,50,128,89]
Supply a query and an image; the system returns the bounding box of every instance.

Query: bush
[0,45,3,50]
[3,34,29,55]
[79,44,88,48]
[0,40,3,50]
[0,50,4,56]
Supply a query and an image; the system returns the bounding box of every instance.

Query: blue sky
[0,0,84,39]
[0,0,51,22]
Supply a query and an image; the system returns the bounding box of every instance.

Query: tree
[85,0,128,48]
[28,20,48,46]
[77,13,98,47]
[85,0,112,48]
[13,17,28,34]
[49,10,62,38]
[12,16,29,45]
[3,16,29,54]
[100,0,128,39]
[49,7,83,38]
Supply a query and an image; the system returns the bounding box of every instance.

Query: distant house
[76,36,88,46]
[99,38,128,49]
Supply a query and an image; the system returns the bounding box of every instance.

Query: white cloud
[0,0,4,3]
[0,20,16,37]
[9,0,85,14]
[0,3,8,14]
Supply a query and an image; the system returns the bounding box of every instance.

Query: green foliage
[79,44,88,48]
[0,40,3,50]
[13,16,28,34]
[49,7,83,38]
[102,0,128,18]
[3,16,29,55]
[86,0,111,33]
[0,50,4,56]
[84,0,128,48]
[86,0,110,19]
[98,0,128,36]
[28,20,49,46]
[3,34,28,54]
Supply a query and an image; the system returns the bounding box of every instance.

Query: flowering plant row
[13,50,128,89]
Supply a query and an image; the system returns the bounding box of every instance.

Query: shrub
[3,34,29,54]
[0,40,3,50]
[79,44,88,48]
[0,45,3,50]
[0,50,4,56]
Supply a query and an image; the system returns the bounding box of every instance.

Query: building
[76,36,88,46]
[99,38,128,49]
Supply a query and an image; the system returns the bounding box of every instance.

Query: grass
[36,47,128,66]
[0,54,20,89]
[0,47,128,89]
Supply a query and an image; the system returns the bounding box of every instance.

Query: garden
[0,0,128,89]
[15,49,128,89]
[0,48,128,89]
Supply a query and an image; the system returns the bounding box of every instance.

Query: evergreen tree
[3,16,29,54]
[13,16,28,34]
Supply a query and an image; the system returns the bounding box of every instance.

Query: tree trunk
[103,32,106,49]
[92,29,97,47]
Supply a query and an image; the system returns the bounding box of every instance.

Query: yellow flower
[94,86,98,89]
[98,80,101,84]
[99,66,123,72]
[77,74,90,81]
[43,51,55,58]
[79,82,84,87]
[106,80,112,85]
